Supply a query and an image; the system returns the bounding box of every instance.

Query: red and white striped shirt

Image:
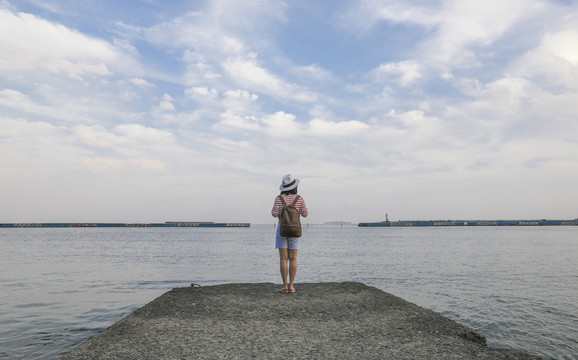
[271,194,308,218]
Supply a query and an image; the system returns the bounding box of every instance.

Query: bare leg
[278,248,289,292]
[288,249,298,292]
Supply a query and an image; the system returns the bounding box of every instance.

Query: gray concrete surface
[60,282,542,359]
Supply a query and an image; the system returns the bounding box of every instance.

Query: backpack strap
[290,195,301,206]
[278,195,300,207]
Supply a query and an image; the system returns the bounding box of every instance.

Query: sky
[1,0,577,224]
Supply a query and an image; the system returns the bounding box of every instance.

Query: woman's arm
[297,197,308,217]
[271,196,282,217]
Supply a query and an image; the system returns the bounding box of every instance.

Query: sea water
[0,225,576,359]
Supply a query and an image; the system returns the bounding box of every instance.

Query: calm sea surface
[0,225,576,359]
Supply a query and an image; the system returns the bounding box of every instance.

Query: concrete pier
[60,283,541,360]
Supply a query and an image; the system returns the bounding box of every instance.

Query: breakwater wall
[359,219,578,227]
[0,222,250,228]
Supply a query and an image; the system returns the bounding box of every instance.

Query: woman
[271,174,308,293]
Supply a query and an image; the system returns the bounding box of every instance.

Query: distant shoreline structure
[2,220,577,228]
[358,219,578,227]
[0,222,250,228]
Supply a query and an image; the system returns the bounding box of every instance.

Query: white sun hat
[279,174,300,191]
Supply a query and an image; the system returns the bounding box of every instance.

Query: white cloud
[82,157,123,174]
[129,78,155,87]
[215,109,305,138]
[0,87,121,124]
[139,0,288,72]
[159,101,175,111]
[541,29,578,65]
[345,0,544,69]
[423,0,536,67]
[81,157,166,174]
[308,118,369,137]
[182,51,223,82]
[372,61,422,87]
[217,111,260,131]
[0,117,83,180]
[261,111,302,137]
[0,89,36,110]
[294,64,335,81]
[129,158,166,171]
[512,28,578,91]
[74,124,117,148]
[0,8,123,79]
[159,93,175,111]
[207,0,288,32]
[115,123,175,145]
[221,36,245,54]
[223,56,318,102]
[340,1,438,31]
[224,89,258,101]
[74,123,177,159]
[186,86,219,98]
[2,1,578,223]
